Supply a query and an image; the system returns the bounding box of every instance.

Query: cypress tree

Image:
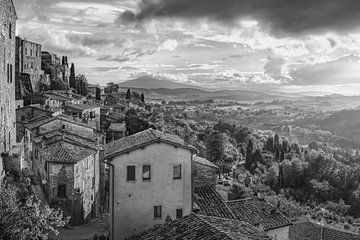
[69,63,75,88]
[245,139,254,170]
[141,92,145,102]
[126,89,131,100]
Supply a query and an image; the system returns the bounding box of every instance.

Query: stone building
[35,130,102,225]
[15,36,43,96]
[63,104,101,131]
[193,156,219,188]
[105,129,196,240]
[0,0,17,182]
[41,51,69,85]
[41,51,60,66]
[16,105,54,140]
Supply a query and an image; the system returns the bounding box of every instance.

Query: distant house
[107,122,126,142]
[16,105,53,140]
[193,156,219,188]
[63,104,101,130]
[129,214,271,240]
[289,221,360,240]
[104,128,196,240]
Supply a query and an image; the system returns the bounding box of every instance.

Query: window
[21,116,25,121]
[154,206,162,219]
[57,184,66,198]
[173,164,182,180]
[9,23,11,39]
[7,64,9,83]
[142,165,151,181]
[127,166,136,181]
[10,64,12,83]
[176,209,183,219]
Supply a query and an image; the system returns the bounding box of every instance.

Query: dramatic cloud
[119,0,360,35]
[13,0,360,93]
[158,39,178,51]
[290,54,360,86]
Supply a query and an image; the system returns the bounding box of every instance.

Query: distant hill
[118,76,202,89]
[118,86,283,102]
[318,109,360,146]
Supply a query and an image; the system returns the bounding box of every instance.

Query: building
[41,51,60,66]
[193,156,219,188]
[0,0,17,183]
[15,37,44,97]
[16,105,54,140]
[32,130,102,225]
[63,104,101,130]
[104,128,196,240]
[15,37,42,76]
[24,114,99,168]
[87,83,101,99]
[41,51,69,85]
[129,214,271,240]
[107,122,126,142]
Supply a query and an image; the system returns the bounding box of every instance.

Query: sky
[13,0,360,95]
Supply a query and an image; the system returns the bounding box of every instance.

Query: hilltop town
[2,1,360,240]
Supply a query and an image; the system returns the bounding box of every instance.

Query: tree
[125,109,152,135]
[141,92,145,103]
[245,139,254,170]
[95,87,101,100]
[69,63,76,89]
[206,130,225,166]
[265,137,274,152]
[126,89,131,100]
[0,185,68,240]
[274,134,280,150]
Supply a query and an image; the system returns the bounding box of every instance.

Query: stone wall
[0,0,17,183]
[193,161,218,188]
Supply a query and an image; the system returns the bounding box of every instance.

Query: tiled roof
[194,186,235,219]
[227,198,292,231]
[108,122,126,132]
[105,128,196,158]
[44,93,71,102]
[128,214,271,240]
[64,104,100,111]
[289,222,360,240]
[194,156,219,169]
[33,129,102,150]
[25,114,96,130]
[43,141,96,163]
[17,105,53,113]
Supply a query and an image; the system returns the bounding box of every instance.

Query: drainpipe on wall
[102,158,114,240]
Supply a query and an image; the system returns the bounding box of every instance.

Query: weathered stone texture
[193,161,218,188]
[0,0,17,181]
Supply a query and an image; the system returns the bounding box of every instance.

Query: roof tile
[227,198,292,231]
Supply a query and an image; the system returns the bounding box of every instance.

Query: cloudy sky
[14,0,360,95]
